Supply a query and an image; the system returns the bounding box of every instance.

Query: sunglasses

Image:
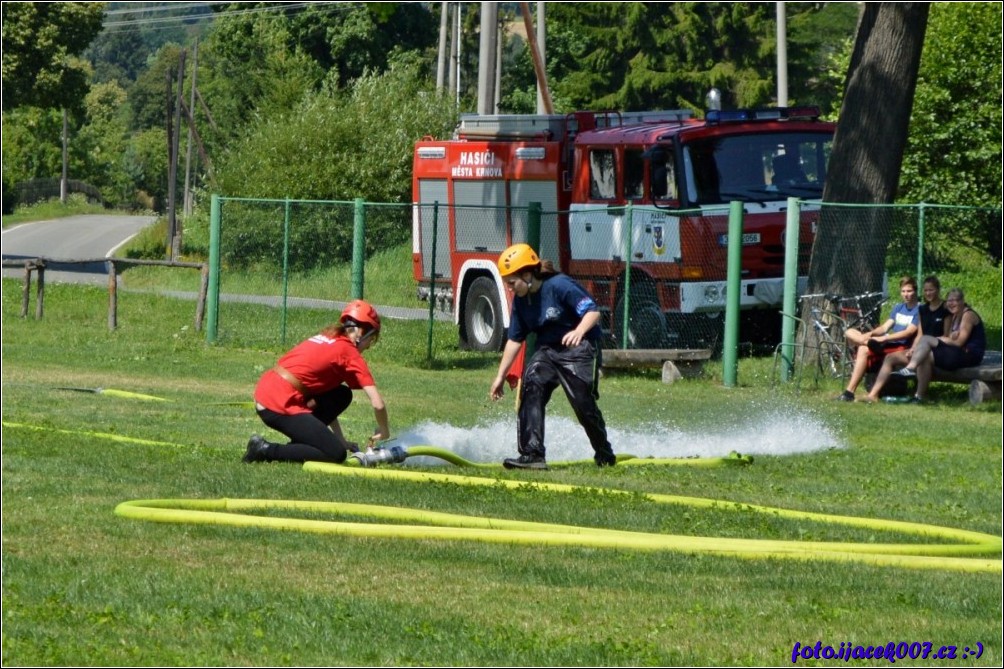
[359,328,380,346]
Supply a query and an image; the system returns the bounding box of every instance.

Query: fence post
[526,201,542,358]
[107,260,118,330]
[722,201,743,387]
[527,201,541,251]
[779,197,801,382]
[34,264,44,319]
[621,204,633,349]
[916,202,926,281]
[196,262,208,331]
[21,264,32,318]
[281,199,292,346]
[426,202,439,363]
[352,198,366,300]
[206,194,221,343]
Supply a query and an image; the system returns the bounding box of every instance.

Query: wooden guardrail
[2,257,208,331]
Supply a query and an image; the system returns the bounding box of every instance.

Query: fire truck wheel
[462,276,505,352]
[613,281,669,349]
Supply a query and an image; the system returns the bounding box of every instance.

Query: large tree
[1,2,105,112]
[808,3,931,296]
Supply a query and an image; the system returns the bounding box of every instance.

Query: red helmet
[340,299,381,333]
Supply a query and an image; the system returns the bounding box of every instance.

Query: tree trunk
[809,3,930,297]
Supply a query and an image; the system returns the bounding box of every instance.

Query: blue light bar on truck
[705,106,821,124]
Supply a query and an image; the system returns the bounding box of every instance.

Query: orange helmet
[340,299,381,333]
[497,243,540,277]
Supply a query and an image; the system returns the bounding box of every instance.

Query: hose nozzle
[352,444,409,467]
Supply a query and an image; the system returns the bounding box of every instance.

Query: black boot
[243,434,270,463]
[594,451,617,467]
[502,454,548,470]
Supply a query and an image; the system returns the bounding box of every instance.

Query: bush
[213,56,457,268]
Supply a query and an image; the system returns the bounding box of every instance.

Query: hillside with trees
[3,2,1000,243]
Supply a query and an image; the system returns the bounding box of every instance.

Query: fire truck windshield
[682,131,832,206]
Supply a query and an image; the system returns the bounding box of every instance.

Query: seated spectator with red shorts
[835,276,920,402]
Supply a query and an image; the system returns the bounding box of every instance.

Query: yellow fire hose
[117,460,1002,574]
[115,465,1001,573]
[6,421,999,572]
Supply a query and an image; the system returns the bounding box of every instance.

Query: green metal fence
[206,195,1000,373]
[776,201,1001,385]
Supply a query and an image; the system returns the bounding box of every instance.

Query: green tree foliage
[285,2,437,87]
[1,2,105,112]
[86,15,150,84]
[86,3,214,84]
[211,57,457,269]
[200,2,437,144]
[122,128,170,209]
[199,7,323,139]
[1,108,66,186]
[899,3,1002,265]
[900,4,1002,208]
[502,2,781,113]
[785,3,860,113]
[75,81,133,206]
[2,59,170,211]
[127,43,186,131]
[500,3,859,115]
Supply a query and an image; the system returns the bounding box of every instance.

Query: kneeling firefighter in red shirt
[243,299,391,464]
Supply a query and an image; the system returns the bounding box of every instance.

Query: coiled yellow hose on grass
[116,462,1001,574]
[5,421,998,572]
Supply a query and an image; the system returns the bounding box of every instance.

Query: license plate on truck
[718,232,761,246]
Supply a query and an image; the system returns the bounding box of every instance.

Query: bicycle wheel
[818,337,845,379]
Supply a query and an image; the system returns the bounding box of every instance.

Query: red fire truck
[412,106,835,351]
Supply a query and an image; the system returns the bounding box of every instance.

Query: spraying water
[395,402,844,466]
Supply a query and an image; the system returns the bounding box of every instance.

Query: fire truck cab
[412,106,835,351]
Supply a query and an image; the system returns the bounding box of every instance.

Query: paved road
[1,214,450,321]
[2,214,157,284]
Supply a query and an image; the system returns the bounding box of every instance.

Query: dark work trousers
[256,384,353,463]
[517,341,614,462]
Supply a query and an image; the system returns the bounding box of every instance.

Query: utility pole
[167,49,186,259]
[165,67,173,252]
[455,3,464,105]
[776,2,788,107]
[477,2,498,115]
[437,2,449,91]
[183,39,199,217]
[536,2,546,114]
[60,109,68,203]
[494,10,502,113]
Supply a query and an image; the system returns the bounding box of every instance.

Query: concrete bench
[601,348,712,384]
[931,350,1002,405]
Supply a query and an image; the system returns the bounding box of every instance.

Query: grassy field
[2,275,1001,666]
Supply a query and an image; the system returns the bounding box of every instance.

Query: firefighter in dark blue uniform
[489,243,617,470]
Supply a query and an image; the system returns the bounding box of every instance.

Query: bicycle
[796,291,888,382]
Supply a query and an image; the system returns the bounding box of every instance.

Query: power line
[103,2,231,16]
[101,2,357,31]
